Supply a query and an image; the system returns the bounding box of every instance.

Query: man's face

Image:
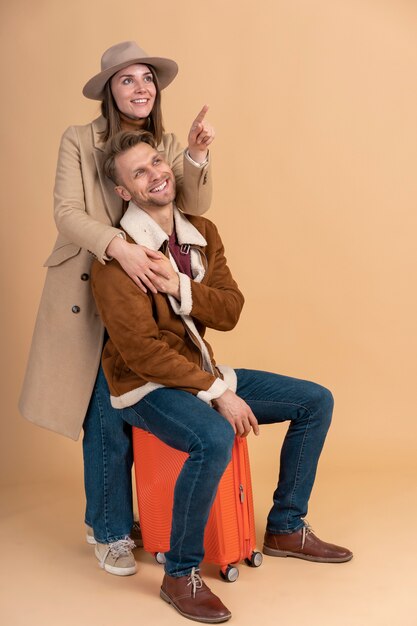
[115,142,176,210]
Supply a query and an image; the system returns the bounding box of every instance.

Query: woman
[19,41,214,575]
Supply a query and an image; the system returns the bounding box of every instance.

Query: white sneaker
[94,538,137,576]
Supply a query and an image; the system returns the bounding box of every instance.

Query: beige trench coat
[19,116,212,440]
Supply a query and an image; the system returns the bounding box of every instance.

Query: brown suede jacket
[91,204,244,408]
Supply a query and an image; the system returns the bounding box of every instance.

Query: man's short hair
[104,130,157,184]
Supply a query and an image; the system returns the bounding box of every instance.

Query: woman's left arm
[166,106,215,216]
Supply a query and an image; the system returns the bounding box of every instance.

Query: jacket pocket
[44,242,81,267]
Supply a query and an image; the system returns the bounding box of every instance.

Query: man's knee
[200,419,235,469]
[308,383,334,427]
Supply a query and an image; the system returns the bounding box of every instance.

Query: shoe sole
[94,546,137,576]
[262,545,353,563]
[160,589,231,623]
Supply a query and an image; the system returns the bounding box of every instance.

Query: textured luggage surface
[133,427,262,580]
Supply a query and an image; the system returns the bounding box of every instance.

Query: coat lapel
[91,117,123,224]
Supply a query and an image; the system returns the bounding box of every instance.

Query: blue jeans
[82,366,134,543]
[123,368,333,577]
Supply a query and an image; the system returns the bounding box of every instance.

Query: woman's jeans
[121,367,334,577]
[83,366,134,543]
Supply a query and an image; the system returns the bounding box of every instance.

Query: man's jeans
[123,367,334,577]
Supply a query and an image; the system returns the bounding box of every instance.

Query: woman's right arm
[53,126,123,263]
[53,126,169,292]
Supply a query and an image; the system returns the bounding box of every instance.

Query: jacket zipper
[182,323,205,370]
[171,243,215,376]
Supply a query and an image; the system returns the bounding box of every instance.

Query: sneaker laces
[301,520,314,550]
[109,537,136,558]
[187,567,203,598]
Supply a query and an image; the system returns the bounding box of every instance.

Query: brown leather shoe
[160,568,231,623]
[263,522,353,563]
[130,521,143,548]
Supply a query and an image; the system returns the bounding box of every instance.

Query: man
[91,131,352,623]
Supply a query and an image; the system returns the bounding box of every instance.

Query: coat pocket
[44,242,81,267]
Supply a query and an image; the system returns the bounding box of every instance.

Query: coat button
[81,273,89,281]
[72,305,80,314]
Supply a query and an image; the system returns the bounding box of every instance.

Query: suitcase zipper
[239,484,244,503]
[235,438,252,560]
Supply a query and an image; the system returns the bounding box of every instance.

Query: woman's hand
[212,389,260,437]
[149,255,180,300]
[187,105,215,164]
[106,236,170,293]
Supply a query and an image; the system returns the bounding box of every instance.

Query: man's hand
[149,254,180,299]
[187,105,215,164]
[212,389,259,437]
[106,236,170,293]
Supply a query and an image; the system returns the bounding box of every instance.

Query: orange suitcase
[132,428,263,581]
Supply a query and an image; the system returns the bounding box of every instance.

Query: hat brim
[82,56,178,100]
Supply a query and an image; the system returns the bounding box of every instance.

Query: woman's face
[110,63,157,119]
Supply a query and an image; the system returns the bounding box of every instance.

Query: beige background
[1,0,417,624]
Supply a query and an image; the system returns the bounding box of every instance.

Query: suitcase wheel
[220,565,239,582]
[154,552,166,565]
[245,551,263,568]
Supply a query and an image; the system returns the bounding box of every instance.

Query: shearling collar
[120,202,207,251]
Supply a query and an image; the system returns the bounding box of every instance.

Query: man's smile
[149,179,169,193]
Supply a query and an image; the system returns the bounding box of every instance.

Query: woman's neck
[119,112,149,132]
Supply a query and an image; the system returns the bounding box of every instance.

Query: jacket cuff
[184,149,210,168]
[197,377,229,404]
[168,273,193,316]
[216,365,237,393]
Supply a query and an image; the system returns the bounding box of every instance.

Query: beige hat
[83,41,178,100]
